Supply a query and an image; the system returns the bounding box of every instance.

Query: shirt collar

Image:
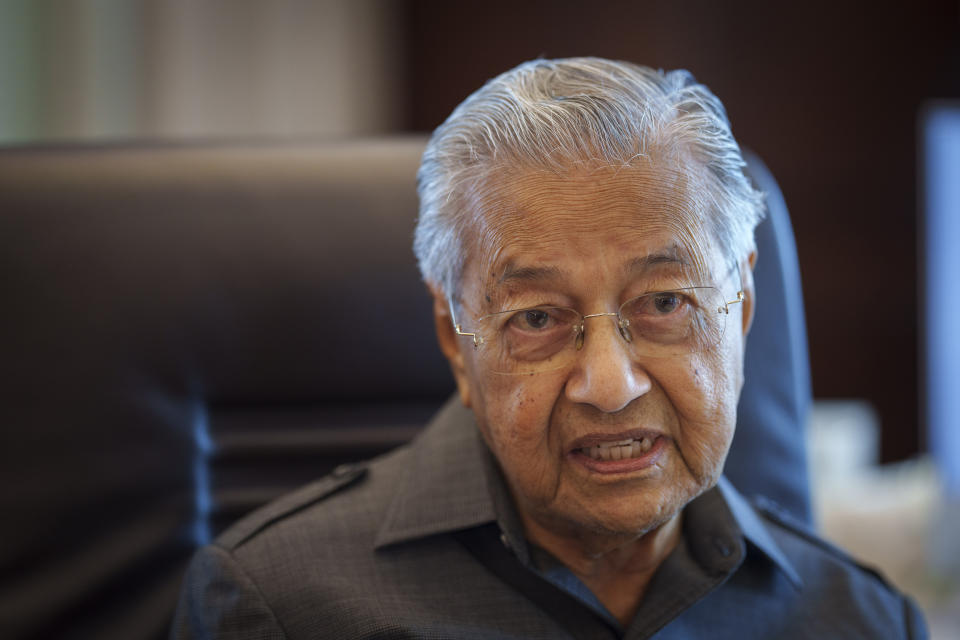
[715,476,803,589]
[374,397,497,549]
[374,396,803,590]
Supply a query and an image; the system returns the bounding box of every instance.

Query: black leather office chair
[0,138,809,640]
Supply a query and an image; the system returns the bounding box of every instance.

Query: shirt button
[500,532,511,549]
[713,537,732,557]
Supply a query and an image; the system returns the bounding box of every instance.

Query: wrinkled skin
[432,157,756,581]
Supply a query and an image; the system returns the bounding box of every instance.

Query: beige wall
[0,0,403,144]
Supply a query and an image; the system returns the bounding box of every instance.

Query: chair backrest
[0,138,809,639]
[731,150,812,522]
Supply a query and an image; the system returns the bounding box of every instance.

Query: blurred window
[922,101,960,496]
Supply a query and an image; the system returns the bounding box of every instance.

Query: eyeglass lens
[475,287,729,375]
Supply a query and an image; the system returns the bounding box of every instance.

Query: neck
[522,512,683,626]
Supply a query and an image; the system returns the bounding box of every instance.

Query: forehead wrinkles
[465,162,715,291]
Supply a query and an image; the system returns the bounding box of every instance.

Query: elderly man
[173,58,925,638]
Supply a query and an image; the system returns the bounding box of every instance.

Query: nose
[564,315,652,413]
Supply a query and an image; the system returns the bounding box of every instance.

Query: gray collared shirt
[172,398,927,639]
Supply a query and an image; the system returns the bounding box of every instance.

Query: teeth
[581,437,656,461]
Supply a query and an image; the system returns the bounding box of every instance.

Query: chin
[575,490,688,541]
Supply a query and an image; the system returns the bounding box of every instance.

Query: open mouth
[569,433,667,474]
[579,437,654,461]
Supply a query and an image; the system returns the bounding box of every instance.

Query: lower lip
[569,436,668,474]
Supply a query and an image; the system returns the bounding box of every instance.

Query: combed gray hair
[414,57,765,297]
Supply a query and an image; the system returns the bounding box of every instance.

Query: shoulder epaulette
[217,463,368,550]
[751,495,813,534]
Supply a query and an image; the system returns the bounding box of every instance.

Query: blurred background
[1,0,958,636]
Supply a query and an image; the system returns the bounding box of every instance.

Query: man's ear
[740,250,758,337]
[429,284,472,408]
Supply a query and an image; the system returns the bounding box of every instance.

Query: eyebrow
[627,250,690,274]
[496,249,689,286]
[497,264,565,285]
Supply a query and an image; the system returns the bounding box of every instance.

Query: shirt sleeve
[170,544,288,640]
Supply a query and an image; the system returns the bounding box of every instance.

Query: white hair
[413,57,765,296]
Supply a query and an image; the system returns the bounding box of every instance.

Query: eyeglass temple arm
[719,291,745,314]
[448,299,481,348]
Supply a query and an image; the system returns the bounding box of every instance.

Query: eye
[507,308,555,331]
[621,289,694,322]
[499,306,578,334]
[523,309,550,329]
[652,292,682,314]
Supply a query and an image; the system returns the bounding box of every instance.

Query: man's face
[436,158,754,544]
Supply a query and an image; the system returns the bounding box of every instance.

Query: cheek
[669,358,736,422]
[468,364,559,455]
[473,377,570,507]
[666,354,740,476]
